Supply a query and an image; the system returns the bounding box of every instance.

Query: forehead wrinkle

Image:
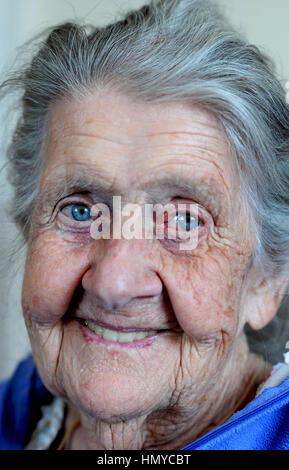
[142,126,228,150]
[174,151,233,195]
[60,132,131,147]
[144,147,231,179]
[142,137,237,202]
[145,130,225,145]
[140,152,232,194]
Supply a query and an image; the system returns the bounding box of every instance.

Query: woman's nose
[82,240,163,311]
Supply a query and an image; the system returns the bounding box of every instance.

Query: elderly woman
[0,0,289,451]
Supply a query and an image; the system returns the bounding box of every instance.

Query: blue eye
[175,213,201,231]
[62,204,91,222]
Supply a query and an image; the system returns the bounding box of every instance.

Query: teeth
[85,321,157,342]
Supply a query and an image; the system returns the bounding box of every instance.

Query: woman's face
[22,88,256,426]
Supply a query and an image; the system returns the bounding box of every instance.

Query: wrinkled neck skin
[64,336,267,450]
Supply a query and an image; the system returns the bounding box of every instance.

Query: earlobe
[246,277,288,331]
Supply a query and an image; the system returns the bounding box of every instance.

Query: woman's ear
[245,276,288,330]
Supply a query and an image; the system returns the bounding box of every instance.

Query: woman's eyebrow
[140,175,220,197]
[139,174,227,219]
[36,173,116,208]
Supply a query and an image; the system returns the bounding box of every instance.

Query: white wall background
[0,0,289,381]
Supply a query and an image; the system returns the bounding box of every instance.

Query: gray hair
[1,0,289,358]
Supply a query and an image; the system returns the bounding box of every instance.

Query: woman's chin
[66,371,161,423]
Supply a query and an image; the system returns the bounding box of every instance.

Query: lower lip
[78,322,164,349]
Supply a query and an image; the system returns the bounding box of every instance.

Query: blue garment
[0,355,51,450]
[182,372,289,450]
[1,354,289,450]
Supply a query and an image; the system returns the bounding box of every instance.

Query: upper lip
[71,316,180,333]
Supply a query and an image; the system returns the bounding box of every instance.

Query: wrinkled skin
[21,88,284,449]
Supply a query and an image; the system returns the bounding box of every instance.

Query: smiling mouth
[83,319,159,343]
[72,317,166,347]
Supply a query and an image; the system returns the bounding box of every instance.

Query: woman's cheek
[160,246,243,342]
[21,231,90,325]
